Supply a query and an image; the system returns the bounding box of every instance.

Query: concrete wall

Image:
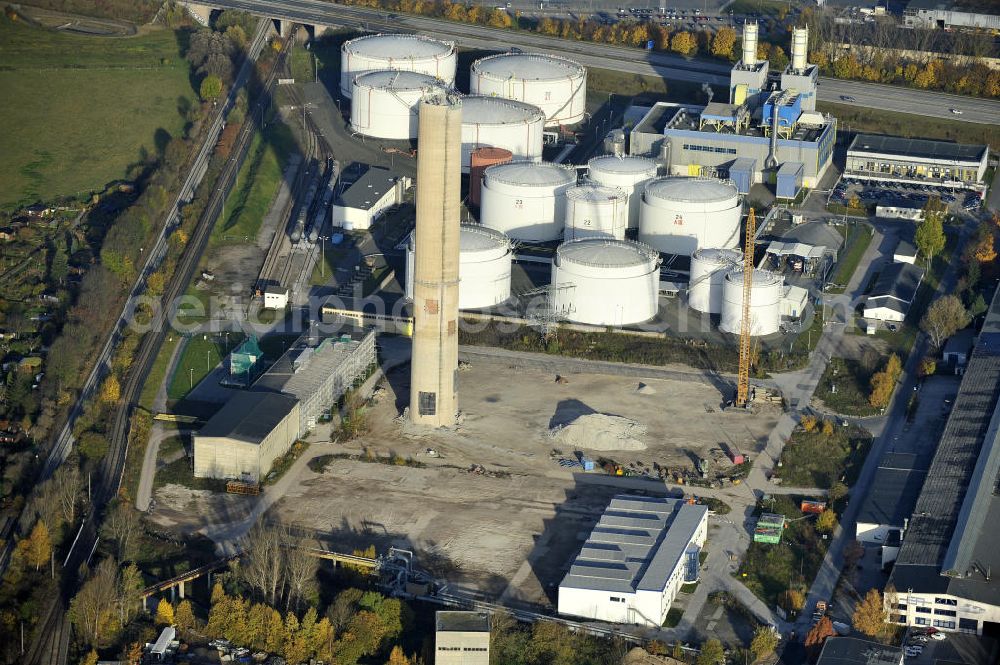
[193,401,300,481]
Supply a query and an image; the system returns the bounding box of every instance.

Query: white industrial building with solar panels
[558,495,708,627]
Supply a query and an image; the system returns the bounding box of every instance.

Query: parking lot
[829,176,983,215]
[900,627,998,664]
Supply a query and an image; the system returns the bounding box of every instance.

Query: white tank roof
[725,268,783,287]
[484,161,576,187]
[557,238,658,268]
[354,69,444,90]
[588,154,658,175]
[693,247,743,264]
[461,224,511,253]
[343,33,453,59]
[462,95,546,125]
[645,177,739,204]
[566,183,626,203]
[472,53,585,81]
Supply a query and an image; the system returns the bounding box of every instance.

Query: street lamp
[319,236,329,278]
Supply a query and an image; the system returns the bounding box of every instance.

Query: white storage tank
[689,248,743,314]
[552,238,660,327]
[564,184,627,241]
[405,225,513,309]
[587,155,658,230]
[639,177,741,256]
[480,161,576,242]
[470,52,587,127]
[460,96,545,173]
[350,70,445,140]
[719,268,783,337]
[340,34,456,99]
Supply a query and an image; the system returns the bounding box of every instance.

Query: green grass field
[212,122,297,245]
[138,333,183,410]
[167,332,245,401]
[0,15,194,207]
[828,224,874,293]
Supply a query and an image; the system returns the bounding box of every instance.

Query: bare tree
[285,544,319,612]
[69,558,120,646]
[241,522,285,605]
[101,499,141,562]
[51,463,81,527]
[117,563,144,629]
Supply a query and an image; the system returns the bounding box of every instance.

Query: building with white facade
[903,0,1000,31]
[331,167,411,231]
[863,263,924,323]
[435,612,489,665]
[846,134,989,193]
[558,495,708,627]
[855,453,928,545]
[886,287,1000,636]
[263,285,289,309]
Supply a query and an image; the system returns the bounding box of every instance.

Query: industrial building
[845,134,989,192]
[638,177,742,256]
[863,263,925,323]
[459,96,546,173]
[470,52,586,127]
[903,0,1000,31]
[435,611,490,665]
[193,391,300,482]
[815,637,903,665]
[479,161,576,242]
[349,70,446,140]
[339,34,456,99]
[558,495,708,627]
[330,167,411,231]
[887,286,1000,635]
[855,453,929,545]
[254,329,376,433]
[405,224,513,310]
[551,238,661,327]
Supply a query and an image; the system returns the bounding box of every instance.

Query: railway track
[21,24,286,665]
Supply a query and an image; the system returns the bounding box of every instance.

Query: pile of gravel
[551,413,647,451]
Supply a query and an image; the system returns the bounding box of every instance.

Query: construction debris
[636,382,657,395]
[555,375,569,384]
[551,413,647,451]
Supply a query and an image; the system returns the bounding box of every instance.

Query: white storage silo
[689,248,743,314]
[552,238,660,327]
[340,34,456,99]
[460,96,545,173]
[479,161,576,242]
[587,155,659,231]
[470,53,587,127]
[719,269,783,337]
[639,177,741,256]
[564,184,627,241]
[350,70,445,140]
[406,225,513,309]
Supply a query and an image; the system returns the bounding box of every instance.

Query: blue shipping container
[581,457,595,471]
[776,161,804,200]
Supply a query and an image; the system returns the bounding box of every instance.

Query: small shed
[753,513,786,544]
[892,239,918,265]
[776,162,804,200]
[942,328,975,372]
[264,285,289,309]
[149,625,176,660]
[781,285,809,319]
[728,157,756,194]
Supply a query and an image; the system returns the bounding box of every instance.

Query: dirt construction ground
[260,358,779,609]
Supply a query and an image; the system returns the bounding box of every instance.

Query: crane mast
[736,208,756,408]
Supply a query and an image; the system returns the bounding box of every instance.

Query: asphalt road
[207,0,1000,125]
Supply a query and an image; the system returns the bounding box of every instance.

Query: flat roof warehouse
[848,134,988,163]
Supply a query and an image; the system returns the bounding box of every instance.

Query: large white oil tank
[340,34,456,98]
[552,238,660,327]
[460,96,545,173]
[720,268,783,336]
[350,70,445,140]
[406,225,512,309]
[470,52,587,127]
[688,248,743,314]
[564,184,627,241]
[639,177,741,256]
[479,161,576,242]
[587,155,659,231]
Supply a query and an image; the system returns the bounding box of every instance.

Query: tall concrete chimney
[790,27,809,73]
[742,20,759,67]
[410,93,462,427]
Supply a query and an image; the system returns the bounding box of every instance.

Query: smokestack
[742,20,758,67]
[791,27,809,72]
[410,92,462,427]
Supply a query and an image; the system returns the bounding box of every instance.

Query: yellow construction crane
[736,208,757,409]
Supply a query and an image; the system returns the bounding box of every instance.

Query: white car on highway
[950,108,963,114]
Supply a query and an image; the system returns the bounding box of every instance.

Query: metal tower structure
[737,208,757,408]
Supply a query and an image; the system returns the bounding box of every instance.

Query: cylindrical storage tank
[719,269,783,337]
[406,225,512,309]
[587,155,658,231]
[480,161,576,242]
[340,34,456,99]
[350,70,445,140]
[469,147,513,208]
[564,184,627,241]
[791,27,808,72]
[688,248,742,314]
[639,177,741,256]
[552,238,660,327]
[470,53,587,127]
[460,96,545,173]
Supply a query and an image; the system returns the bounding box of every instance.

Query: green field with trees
[0,14,195,207]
